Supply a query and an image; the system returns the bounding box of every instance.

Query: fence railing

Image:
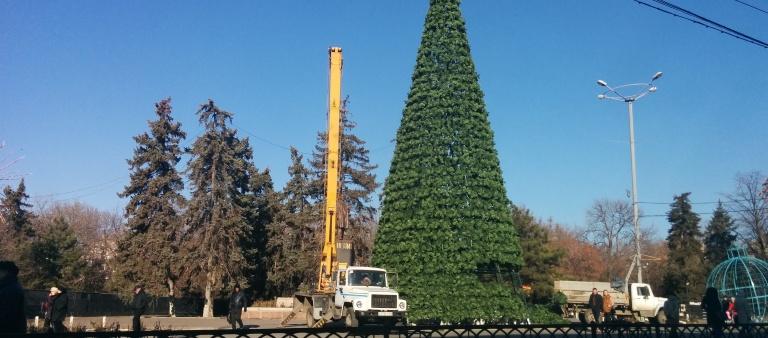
[2,323,767,338]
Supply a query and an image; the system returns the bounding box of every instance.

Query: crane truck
[280,47,407,328]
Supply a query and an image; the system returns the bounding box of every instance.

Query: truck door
[632,284,654,312]
[335,270,347,308]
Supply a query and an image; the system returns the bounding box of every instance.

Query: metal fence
[2,323,768,338]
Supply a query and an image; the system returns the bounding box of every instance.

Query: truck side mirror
[388,272,398,288]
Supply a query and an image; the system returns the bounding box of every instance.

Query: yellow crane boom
[280,47,406,328]
[318,46,343,293]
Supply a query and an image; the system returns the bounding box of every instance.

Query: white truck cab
[628,283,668,322]
[332,266,407,327]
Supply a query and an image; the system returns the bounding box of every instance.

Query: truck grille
[371,294,397,309]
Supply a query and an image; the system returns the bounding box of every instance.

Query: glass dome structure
[706,246,768,321]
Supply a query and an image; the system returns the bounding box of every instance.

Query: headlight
[355,301,363,309]
[398,301,406,310]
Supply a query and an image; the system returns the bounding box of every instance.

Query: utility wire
[31,176,125,198]
[638,198,756,205]
[650,0,768,46]
[233,123,298,153]
[52,184,121,203]
[734,0,768,15]
[234,123,391,156]
[635,0,768,48]
[640,207,768,218]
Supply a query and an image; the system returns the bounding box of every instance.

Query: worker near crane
[602,290,614,322]
[228,285,246,330]
[588,288,603,324]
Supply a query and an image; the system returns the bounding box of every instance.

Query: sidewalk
[27,314,304,331]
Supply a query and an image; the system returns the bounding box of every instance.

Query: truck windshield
[349,270,386,287]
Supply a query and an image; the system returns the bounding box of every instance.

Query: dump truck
[280,47,407,328]
[554,280,669,323]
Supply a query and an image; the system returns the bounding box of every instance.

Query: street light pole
[596,72,662,285]
[627,100,642,283]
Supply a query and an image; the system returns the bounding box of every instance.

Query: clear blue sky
[1,1,766,236]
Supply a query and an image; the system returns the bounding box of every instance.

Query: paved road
[27,315,302,331]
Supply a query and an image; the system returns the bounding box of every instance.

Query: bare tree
[584,199,635,280]
[0,141,25,181]
[728,171,768,259]
[34,200,124,290]
[763,176,768,206]
[547,223,606,281]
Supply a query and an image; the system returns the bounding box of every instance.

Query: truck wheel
[344,307,358,328]
[655,310,667,324]
[578,312,587,324]
[306,310,317,327]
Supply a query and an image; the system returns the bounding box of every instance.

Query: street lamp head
[651,71,663,81]
[597,94,606,100]
[597,80,608,87]
[648,86,657,93]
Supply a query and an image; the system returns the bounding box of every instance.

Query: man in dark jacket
[734,293,753,338]
[588,288,603,324]
[228,285,246,329]
[0,261,26,334]
[41,293,53,330]
[131,285,149,332]
[49,286,68,333]
[734,294,752,324]
[702,288,725,338]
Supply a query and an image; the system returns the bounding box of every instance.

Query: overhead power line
[233,123,300,154]
[634,0,768,48]
[640,207,768,218]
[32,176,125,198]
[734,0,768,15]
[638,198,756,205]
[233,123,392,156]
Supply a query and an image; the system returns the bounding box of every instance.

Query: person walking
[588,288,603,324]
[0,261,26,334]
[663,294,680,324]
[726,297,737,322]
[41,292,53,330]
[663,294,681,338]
[601,290,614,322]
[702,287,725,338]
[228,285,246,329]
[734,293,752,338]
[131,285,149,332]
[49,287,68,333]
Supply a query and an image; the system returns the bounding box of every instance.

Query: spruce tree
[114,98,186,302]
[0,179,35,239]
[181,99,255,317]
[19,217,87,290]
[242,167,279,298]
[703,202,736,270]
[267,148,321,295]
[310,98,379,264]
[510,205,563,304]
[663,192,706,302]
[373,0,523,322]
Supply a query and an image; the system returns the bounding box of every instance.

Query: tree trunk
[203,274,213,318]
[167,278,175,317]
[203,158,217,318]
[203,255,215,318]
